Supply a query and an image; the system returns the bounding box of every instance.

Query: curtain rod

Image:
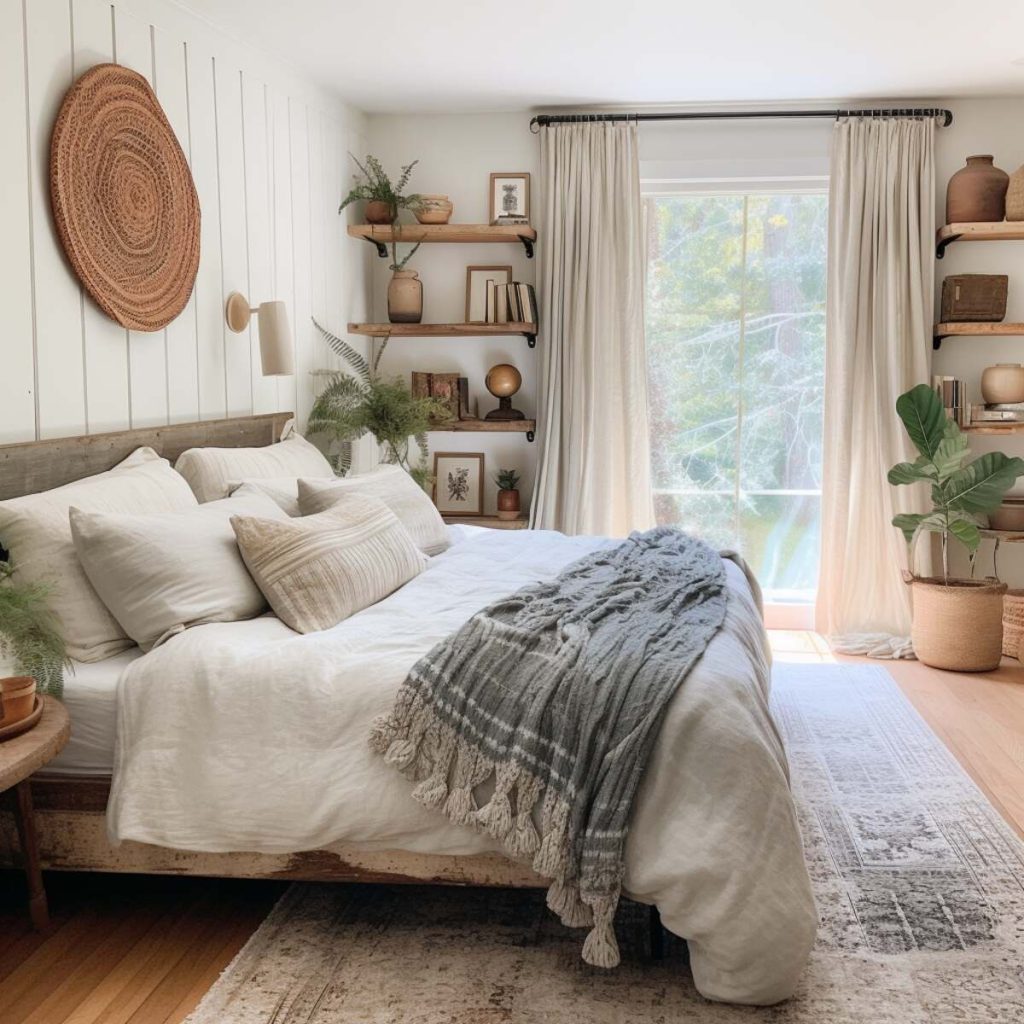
[529,108,953,132]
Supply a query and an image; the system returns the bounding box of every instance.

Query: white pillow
[226,476,332,517]
[298,467,449,556]
[0,448,198,662]
[175,433,334,503]
[70,491,289,651]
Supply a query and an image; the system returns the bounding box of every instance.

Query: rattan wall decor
[49,63,200,332]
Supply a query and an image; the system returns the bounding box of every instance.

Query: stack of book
[971,403,1024,424]
[485,281,538,325]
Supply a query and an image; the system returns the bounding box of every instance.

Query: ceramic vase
[946,155,1009,223]
[414,195,454,225]
[496,488,520,521]
[364,200,396,225]
[387,270,422,324]
[981,363,1024,404]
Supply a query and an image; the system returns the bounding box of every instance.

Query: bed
[0,414,816,1006]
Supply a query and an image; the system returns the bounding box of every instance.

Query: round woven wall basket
[50,63,200,332]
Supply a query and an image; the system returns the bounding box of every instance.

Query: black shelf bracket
[524,332,537,348]
[361,236,389,258]
[933,334,946,350]
[518,234,535,259]
[526,429,535,442]
[936,233,961,259]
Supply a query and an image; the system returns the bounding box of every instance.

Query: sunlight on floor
[767,630,835,663]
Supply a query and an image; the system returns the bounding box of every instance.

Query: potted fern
[308,320,452,488]
[0,561,69,728]
[889,383,1024,671]
[494,468,522,521]
[339,154,422,225]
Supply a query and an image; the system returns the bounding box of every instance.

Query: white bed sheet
[48,647,143,775]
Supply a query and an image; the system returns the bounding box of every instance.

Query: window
[644,191,827,605]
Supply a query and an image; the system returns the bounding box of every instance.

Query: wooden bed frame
[0,414,544,890]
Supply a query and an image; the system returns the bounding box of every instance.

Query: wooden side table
[1,696,70,929]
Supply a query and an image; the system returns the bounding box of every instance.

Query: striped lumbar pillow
[231,493,427,634]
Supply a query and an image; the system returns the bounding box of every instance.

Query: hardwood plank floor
[0,631,1021,1022]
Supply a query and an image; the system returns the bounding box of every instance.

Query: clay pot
[0,676,37,727]
[911,578,1006,671]
[496,489,521,521]
[1007,165,1024,221]
[946,155,1009,223]
[981,363,1024,404]
[387,270,422,324]
[364,200,396,225]
[414,195,454,225]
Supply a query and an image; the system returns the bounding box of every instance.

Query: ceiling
[177,0,1024,112]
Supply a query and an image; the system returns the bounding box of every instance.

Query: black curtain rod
[529,108,953,131]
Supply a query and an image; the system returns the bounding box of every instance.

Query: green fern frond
[311,319,370,383]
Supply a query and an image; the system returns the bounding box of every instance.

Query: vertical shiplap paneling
[186,40,227,421]
[0,0,36,442]
[322,110,343,369]
[289,99,314,426]
[114,5,168,427]
[241,75,276,414]
[152,23,200,423]
[25,0,86,438]
[270,89,296,416]
[72,0,130,433]
[214,57,252,417]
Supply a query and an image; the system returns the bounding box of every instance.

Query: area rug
[185,664,1024,1022]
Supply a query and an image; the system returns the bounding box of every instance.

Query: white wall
[0,0,370,445]
[366,113,539,516]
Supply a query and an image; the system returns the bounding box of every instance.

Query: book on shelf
[483,281,538,325]
[412,371,467,422]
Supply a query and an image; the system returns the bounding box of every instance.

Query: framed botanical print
[465,265,512,323]
[433,452,484,516]
[489,173,530,225]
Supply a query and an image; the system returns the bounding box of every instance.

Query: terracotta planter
[0,676,37,727]
[496,488,520,521]
[387,270,422,324]
[980,363,1024,404]
[910,577,1006,671]
[364,200,396,225]
[946,155,1009,223]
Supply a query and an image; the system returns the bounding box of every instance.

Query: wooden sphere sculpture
[484,363,525,421]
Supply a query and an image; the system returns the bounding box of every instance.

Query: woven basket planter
[910,577,1007,672]
[1002,589,1024,659]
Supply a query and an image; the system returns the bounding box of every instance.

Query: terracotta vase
[496,488,520,521]
[1006,165,1024,221]
[0,676,37,728]
[387,270,422,324]
[946,155,1009,223]
[981,363,1024,404]
[364,200,396,225]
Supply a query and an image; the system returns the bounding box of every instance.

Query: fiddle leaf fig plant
[888,383,1024,583]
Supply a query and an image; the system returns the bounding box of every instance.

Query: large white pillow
[0,448,198,662]
[226,477,326,517]
[175,433,334,503]
[70,491,288,652]
[298,466,449,556]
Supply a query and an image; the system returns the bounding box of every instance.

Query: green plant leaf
[895,383,947,460]
[945,452,1024,513]
[892,512,926,541]
[946,514,981,552]
[888,457,936,485]
[932,433,969,479]
[311,319,370,383]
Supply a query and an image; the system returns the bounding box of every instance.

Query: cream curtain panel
[816,117,935,637]
[531,122,655,536]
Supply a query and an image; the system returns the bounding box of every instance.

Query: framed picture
[465,265,512,323]
[489,173,530,225]
[433,452,484,516]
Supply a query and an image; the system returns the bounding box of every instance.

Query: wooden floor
[1,631,1022,1023]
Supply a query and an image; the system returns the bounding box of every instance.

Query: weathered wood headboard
[0,412,293,501]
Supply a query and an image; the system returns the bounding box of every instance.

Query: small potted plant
[889,383,1024,671]
[0,561,69,730]
[339,154,422,225]
[494,468,521,521]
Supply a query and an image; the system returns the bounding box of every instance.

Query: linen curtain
[531,122,655,536]
[816,117,935,638]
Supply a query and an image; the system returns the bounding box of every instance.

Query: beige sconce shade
[225,291,294,376]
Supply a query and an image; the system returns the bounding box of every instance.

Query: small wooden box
[941,274,1008,322]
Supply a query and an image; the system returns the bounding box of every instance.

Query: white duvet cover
[108,527,816,1005]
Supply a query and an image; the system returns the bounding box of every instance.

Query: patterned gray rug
[185,664,1024,1022]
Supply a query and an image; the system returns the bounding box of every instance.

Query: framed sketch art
[465,265,512,323]
[433,452,484,516]
[489,173,530,225]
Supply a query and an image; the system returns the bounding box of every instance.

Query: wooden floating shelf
[430,419,536,442]
[349,322,537,347]
[963,423,1024,434]
[348,223,537,258]
[936,221,1024,258]
[933,322,1024,350]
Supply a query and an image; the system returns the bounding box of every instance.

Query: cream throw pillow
[0,448,198,662]
[232,493,427,634]
[298,466,449,556]
[175,433,334,502]
[226,477,322,517]
[70,491,288,651]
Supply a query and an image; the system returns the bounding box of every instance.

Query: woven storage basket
[910,577,1006,671]
[1002,589,1024,658]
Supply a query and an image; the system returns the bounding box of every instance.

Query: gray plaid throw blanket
[370,527,728,968]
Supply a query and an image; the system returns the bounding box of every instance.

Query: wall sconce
[225,292,295,376]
